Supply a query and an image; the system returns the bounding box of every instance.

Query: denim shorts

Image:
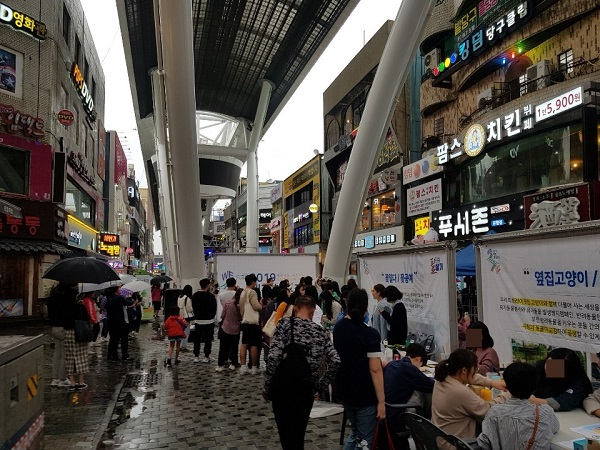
[169,337,183,342]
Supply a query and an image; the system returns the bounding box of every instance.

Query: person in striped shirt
[477,362,559,449]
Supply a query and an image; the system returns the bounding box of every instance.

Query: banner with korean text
[479,232,600,366]
[358,247,454,357]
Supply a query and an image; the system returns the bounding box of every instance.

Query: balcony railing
[458,56,600,131]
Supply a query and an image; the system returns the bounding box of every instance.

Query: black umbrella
[151,276,169,285]
[43,257,121,284]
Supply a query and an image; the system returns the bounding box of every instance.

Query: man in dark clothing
[192,278,217,363]
[384,343,434,448]
[106,285,134,361]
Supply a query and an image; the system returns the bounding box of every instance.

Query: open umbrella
[78,281,119,293]
[119,274,136,284]
[121,280,151,293]
[151,275,169,285]
[43,257,120,284]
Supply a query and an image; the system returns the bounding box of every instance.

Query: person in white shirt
[217,278,237,322]
[304,285,324,326]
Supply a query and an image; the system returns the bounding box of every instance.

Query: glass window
[65,177,95,226]
[0,146,29,195]
[75,36,81,67]
[558,49,574,74]
[371,190,396,229]
[460,124,584,204]
[62,5,70,44]
[434,117,444,136]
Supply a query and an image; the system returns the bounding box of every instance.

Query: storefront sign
[403,154,443,185]
[490,203,510,214]
[414,216,431,236]
[66,215,97,251]
[524,183,590,229]
[259,236,272,246]
[269,218,281,229]
[270,184,282,203]
[407,179,442,217]
[0,198,66,243]
[67,150,96,186]
[259,210,272,222]
[0,3,47,40]
[214,221,225,234]
[0,198,21,217]
[98,233,120,257]
[108,260,124,270]
[293,212,310,223]
[436,0,530,77]
[354,233,397,249]
[70,63,96,124]
[97,119,106,180]
[57,109,74,126]
[535,86,583,123]
[284,157,320,194]
[0,102,44,139]
[375,128,402,171]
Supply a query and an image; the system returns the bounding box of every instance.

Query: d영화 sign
[0,2,47,40]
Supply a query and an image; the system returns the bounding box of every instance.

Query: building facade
[0,0,105,319]
[417,0,600,243]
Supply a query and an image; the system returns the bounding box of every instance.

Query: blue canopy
[455,231,496,276]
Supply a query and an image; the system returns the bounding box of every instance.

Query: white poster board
[358,247,455,357]
[213,253,318,290]
[479,232,600,366]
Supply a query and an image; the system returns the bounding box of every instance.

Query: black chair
[398,412,481,450]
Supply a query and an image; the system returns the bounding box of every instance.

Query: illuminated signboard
[414,216,431,236]
[98,233,120,257]
[70,63,96,124]
[0,2,47,40]
[0,102,44,139]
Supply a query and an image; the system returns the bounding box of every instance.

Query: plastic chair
[398,412,481,450]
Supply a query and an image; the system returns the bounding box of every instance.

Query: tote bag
[241,289,260,325]
[74,305,94,343]
[262,311,277,337]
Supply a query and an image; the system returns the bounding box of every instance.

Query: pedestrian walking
[191,278,217,363]
[176,285,194,351]
[216,288,243,372]
[163,306,187,367]
[106,285,134,361]
[64,289,91,391]
[47,282,72,387]
[265,295,340,449]
[151,282,161,318]
[239,273,262,373]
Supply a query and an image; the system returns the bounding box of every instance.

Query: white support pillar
[322,0,435,283]
[150,69,179,282]
[158,0,205,286]
[245,79,274,254]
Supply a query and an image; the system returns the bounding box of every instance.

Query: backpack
[268,316,313,400]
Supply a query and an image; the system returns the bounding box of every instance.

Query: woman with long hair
[62,284,91,390]
[216,288,243,372]
[333,288,385,449]
[531,348,593,411]
[467,321,499,375]
[321,290,341,330]
[176,285,194,351]
[380,285,407,345]
[432,349,507,439]
[274,289,296,325]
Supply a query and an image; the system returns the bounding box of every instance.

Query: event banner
[358,251,451,356]
[479,235,600,366]
[214,253,317,290]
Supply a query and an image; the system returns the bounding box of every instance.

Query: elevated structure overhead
[118,0,359,271]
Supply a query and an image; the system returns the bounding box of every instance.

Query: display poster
[0,298,23,317]
[406,179,442,217]
[214,254,317,291]
[358,250,451,356]
[479,235,600,366]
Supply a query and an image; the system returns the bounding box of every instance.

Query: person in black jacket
[191,278,217,363]
[380,285,407,346]
[47,282,76,387]
[106,285,134,361]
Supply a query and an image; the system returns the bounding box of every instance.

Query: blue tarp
[455,231,496,276]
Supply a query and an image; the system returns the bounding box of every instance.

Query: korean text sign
[406,179,442,217]
[479,235,600,365]
[358,250,451,355]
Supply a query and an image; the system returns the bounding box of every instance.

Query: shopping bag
[262,311,277,337]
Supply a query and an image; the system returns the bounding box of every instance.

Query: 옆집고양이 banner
[479,234,600,366]
[358,250,451,357]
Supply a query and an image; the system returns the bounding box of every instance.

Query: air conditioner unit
[526,60,552,91]
[424,48,442,72]
[477,87,495,109]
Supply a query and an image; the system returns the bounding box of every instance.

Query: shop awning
[0,240,70,255]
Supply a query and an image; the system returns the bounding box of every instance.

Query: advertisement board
[402,154,443,185]
[406,179,442,217]
[523,183,591,229]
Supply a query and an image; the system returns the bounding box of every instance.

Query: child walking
[163,306,187,368]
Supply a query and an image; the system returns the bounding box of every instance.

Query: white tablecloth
[552,409,600,449]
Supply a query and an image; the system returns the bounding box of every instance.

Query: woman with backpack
[264,295,340,449]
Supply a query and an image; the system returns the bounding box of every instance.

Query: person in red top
[81,291,100,343]
[163,306,187,368]
[151,283,162,318]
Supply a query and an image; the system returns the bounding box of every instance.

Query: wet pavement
[27,320,344,449]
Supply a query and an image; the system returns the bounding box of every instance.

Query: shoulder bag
[262,311,277,338]
[184,296,195,321]
[241,289,260,325]
[74,305,94,343]
[525,403,539,450]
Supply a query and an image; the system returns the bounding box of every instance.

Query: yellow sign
[284,157,320,194]
[414,217,431,236]
[26,374,38,400]
[312,181,320,243]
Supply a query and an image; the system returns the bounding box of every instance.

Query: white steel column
[158,0,205,285]
[245,79,274,253]
[322,0,435,283]
[150,69,179,282]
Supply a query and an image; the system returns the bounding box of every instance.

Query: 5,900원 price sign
[535,86,583,122]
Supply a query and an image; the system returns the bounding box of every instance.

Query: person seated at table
[530,348,593,411]
[466,321,499,376]
[584,388,600,417]
[477,362,559,449]
[432,349,507,439]
[385,343,434,424]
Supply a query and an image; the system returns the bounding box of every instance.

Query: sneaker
[166,358,172,368]
[68,385,77,391]
[215,366,225,372]
[228,364,236,371]
[239,366,249,373]
[193,357,200,363]
[250,367,258,375]
[75,383,88,390]
[50,379,60,387]
[59,379,71,387]
[201,357,212,363]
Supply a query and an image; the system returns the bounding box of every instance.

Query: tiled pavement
[14,320,344,449]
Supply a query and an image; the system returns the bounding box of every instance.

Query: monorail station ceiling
[121,0,359,128]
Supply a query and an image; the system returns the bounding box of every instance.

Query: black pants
[108,323,129,359]
[272,389,314,450]
[218,332,239,366]
[229,333,240,365]
[194,323,214,357]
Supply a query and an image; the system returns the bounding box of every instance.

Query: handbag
[262,311,277,338]
[372,419,395,450]
[241,289,260,325]
[183,296,195,321]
